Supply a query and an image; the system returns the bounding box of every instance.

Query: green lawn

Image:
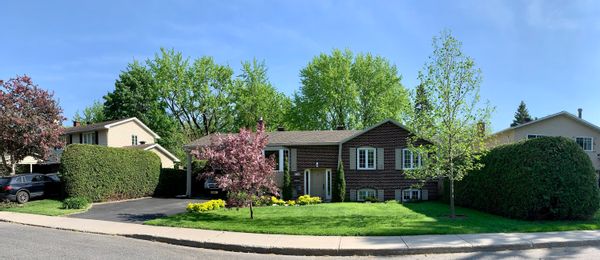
[145,201,600,236]
[0,199,89,216]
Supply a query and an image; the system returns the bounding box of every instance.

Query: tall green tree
[292,49,356,130]
[147,48,236,139]
[73,100,105,124]
[103,61,182,155]
[332,161,346,202]
[510,101,532,127]
[292,49,410,130]
[405,30,492,218]
[352,53,410,127]
[281,155,293,200]
[233,59,292,130]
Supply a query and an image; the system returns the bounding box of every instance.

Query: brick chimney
[73,121,81,127]
[578,108,583,119]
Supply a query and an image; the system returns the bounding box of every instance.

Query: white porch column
[186,152,192,198]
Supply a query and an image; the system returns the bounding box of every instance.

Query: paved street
[2,222,600,259]
[69,197,203,223]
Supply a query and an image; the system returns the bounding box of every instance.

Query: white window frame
[402,189,421,202]
[357,147,376,170]
[402,149,422,170]
[82,132,95,144]
[576,136,593,151]
[264,147,286,172]
[357,188,377,202]
[527,134,546,140]
[131,135,138,145]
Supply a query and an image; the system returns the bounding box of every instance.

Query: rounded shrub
[60,144,161,202]
[62,197,90,209]
[455,136,600,220]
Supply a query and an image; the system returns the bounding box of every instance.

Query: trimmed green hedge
[60,144,161,202]
[454,136,600,220]
[154,168,187,197]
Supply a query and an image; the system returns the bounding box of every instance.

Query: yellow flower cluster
[186,199,226,213]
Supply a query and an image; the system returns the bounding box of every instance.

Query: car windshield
[0,178,9,185]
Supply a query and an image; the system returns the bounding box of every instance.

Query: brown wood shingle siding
[341,122,438,200]
[289,145,339,196]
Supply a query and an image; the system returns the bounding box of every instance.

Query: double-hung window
[131,135,138,145]
[402,149,421,169]
[82,132,95,144]
[576,137,593,151]
[402,189,421,201]
[357,148,376,170]
[357,189,376,201]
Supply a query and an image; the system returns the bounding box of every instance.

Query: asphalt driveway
[69,197,205,223]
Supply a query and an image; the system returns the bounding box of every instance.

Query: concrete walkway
[2,211,600,256]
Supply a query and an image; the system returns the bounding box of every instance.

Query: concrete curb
[2,212,600,256]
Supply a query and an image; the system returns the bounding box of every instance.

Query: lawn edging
[3,211,600,256]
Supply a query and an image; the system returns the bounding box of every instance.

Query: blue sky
[2,0,600,131]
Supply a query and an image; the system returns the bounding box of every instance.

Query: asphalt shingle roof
[63,118,134,134]
[185,129,360,148]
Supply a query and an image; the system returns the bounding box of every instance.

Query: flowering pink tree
[193,122,278,219]
[0,76,65,175]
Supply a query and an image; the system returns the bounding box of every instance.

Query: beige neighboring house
[18,117,180,169]
[488,109,600,172]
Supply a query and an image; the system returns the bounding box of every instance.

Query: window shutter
[422,189,429,201]
[377,189,384,202]
[395,149,402,170]
[349,148,356,170]
[394,189,402,201]
[69,134,73,144]
[94,131,99,145]
[79,133,83,144]
[349,189,357,201]
[377,148,384,170]
[290,149,297,171]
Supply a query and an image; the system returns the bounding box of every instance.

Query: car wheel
[16,190,30,204]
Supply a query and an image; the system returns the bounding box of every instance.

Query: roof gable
[340,119,412,144]
[63,117,160,139]
[492,111,600,136]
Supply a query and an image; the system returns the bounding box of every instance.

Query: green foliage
[406,30,493,217]
[233,59,292,130]
[297,195,322,205]
[510,101,533,127]
[103,61,184,161]
[281,156,293,200]
[270,196,286,206]
[454,137,600,220]
[73,100,105,124]
[332,161,346,202]
[364,196,379,203]
[61,197,91,209]
[60,144,161,202]
[186,199,226,213]
[291,49,410,130]
[154,168,187,197]
[148,48,237,138]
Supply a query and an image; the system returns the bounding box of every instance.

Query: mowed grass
[145,201,600,236]
[0,199,88,216]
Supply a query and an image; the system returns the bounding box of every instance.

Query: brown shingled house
[184,119,437,202]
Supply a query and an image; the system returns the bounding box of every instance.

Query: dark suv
[0,173,61,203]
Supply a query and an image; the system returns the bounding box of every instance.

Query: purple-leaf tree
[193,121,278,219]
[0,76,65,175]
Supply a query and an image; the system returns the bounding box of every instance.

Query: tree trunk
[249,200,254,219]
[10,163,16,176]
[449,176,455,218]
